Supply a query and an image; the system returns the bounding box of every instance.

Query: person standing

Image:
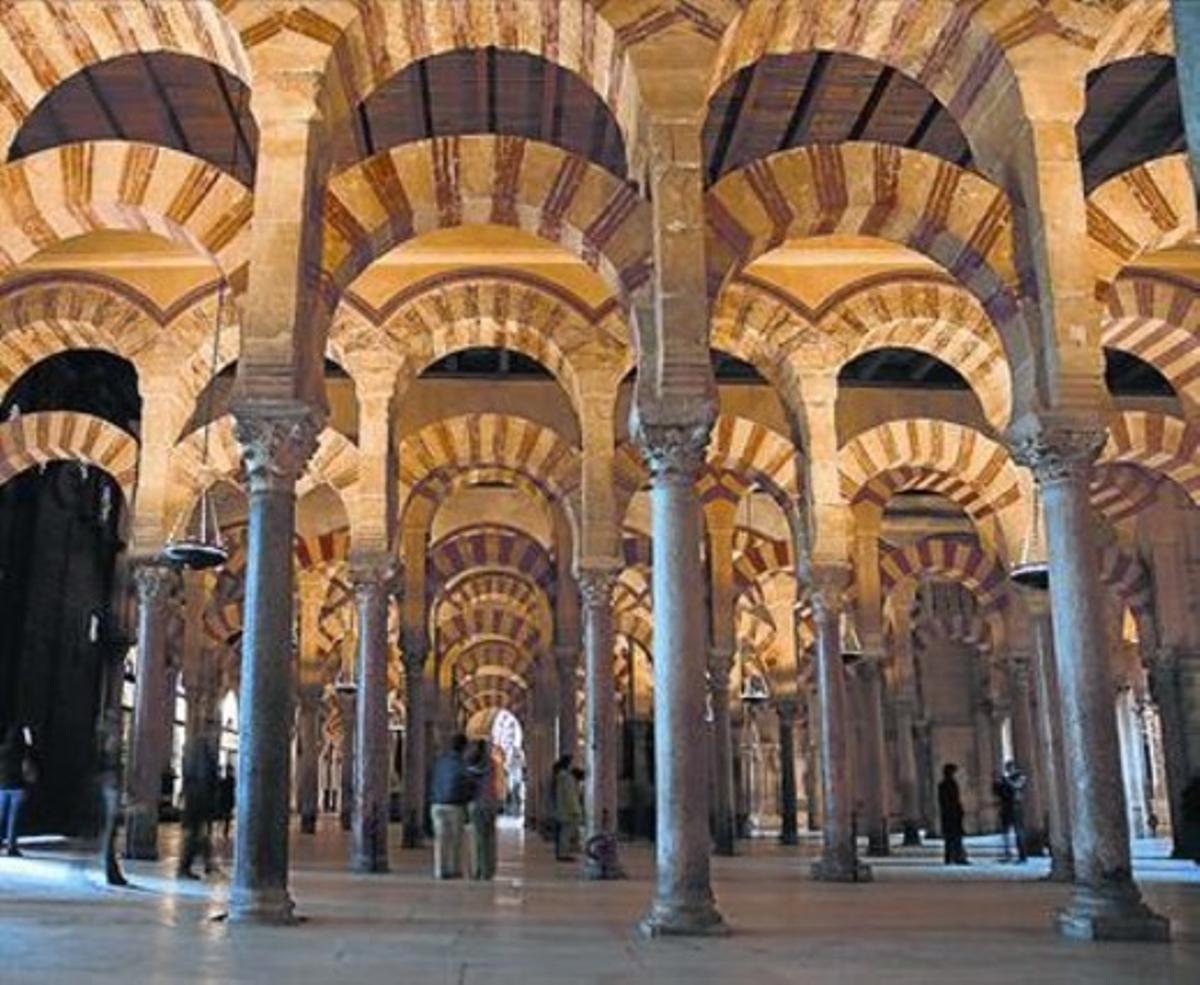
[177,731,219,879]
[95,709,127,886]
[996,761,1027,863]
[554,758,583,862]
[466,740,502,880]
[217,764,235,842]
[430,734,474,879]
[0,724,33,857]
[938,762,968,866]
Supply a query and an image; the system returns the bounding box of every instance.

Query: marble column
[125,563,178,860]
[1147,648,1190,857]
[973,694,998,831]
[401,639,426,848]
[708,648,737,856]
[296,685,322,834]
[777,699,799,846]
[804,687,823,831]
[336,687,356,832]
[555,645,579,759]
[351,562,392,873]
[1030,604,1074,881]
[228,411,318,924]
[579,567,623,878]
[893,695,922,845]
[860,657,891,856]
[811,569,871,882]
[1008,655,1047,855]
[636,423,726,936]
[1172,0,1200,188]
[1015,427,1168,940]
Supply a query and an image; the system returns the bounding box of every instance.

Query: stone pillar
[125,563,178,860]
[1030,602,1074,881]
[227,411,318,924]
[1148,648,1190,856]
[555,645,578,759]
[336,687,356,832]
[401,639,426,848]
[296,685,322,834]
[708,648,737,855]
[1014,426,1168,940]
[973,694,998,832]
[804,686,823,831]
[915,718,938,837]
[351,562,392,873]
[893,695,922,845]
[1172,0,1200,189]
[1008,655,1047,855]
[811,569,871,882]
[860,657,890,856]
[636,423,726,936]
[777,699,799,846]
[578,566,624,879]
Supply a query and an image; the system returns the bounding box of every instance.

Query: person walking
[430,733,474,879]
[177,731,219,879]
[0,724,33,857]
[95,709,127,886]
[466,740,502,880]
[996,761,1027,863]
[217,764,235,842]
[554,757,583,862]
[938,762,968,866]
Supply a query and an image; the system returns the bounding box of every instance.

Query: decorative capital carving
[808,563,851,616]
[634,419,711,484]
[708,647,734,690]
[577,567,619,609]
[1008,417,1105,484]
[234,409,321,494]
[350,556,397,603]
[134,562,178,606]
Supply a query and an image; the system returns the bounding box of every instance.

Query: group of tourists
[937,760,1029,866]
[429,733,505,880]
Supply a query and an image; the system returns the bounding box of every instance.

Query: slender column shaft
[555,647,578,758]
[337,690,356,832]
[777,700,799,846]
[860,659,890,856]
[401,649,426,848]
[804,688,823,830]
[1009,656,1047,854]
[579,568,623,878]
[352,566,392,872]
[709,650,737,855]
[125,564,177,860]
[296,688,321,834]
[1023,431,1168,940]
[1172,0,1200,189]
[1031,611,1073,879]
[637,425,725,936]
[1148,650,1189,856]
[894,698,922,845]
[228,413,317,924]
[811,576,870,882]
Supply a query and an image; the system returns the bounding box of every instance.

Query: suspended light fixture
[1010,484,1049,591]
[840,608,864,661]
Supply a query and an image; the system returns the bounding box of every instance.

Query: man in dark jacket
[178,731,219,879]
[429,733,474,878]
[938,762,968,865]
[0,724,31,857]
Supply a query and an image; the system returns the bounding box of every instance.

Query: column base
[124,810,159,861]
[225,886,297,926]
[866,835,890,857]
[779,827,799,847]
[1045,851,1075,883]
[401,830,423,849]
[1056,885,1169,942]
[583,858,626,880]
[299,814,316,835]
[339,812,351,832]
[811,852,873,883]
[901,822,921,847]
[639,898,729,938]
[351,855,389,874]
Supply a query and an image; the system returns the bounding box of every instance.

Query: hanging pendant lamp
[839,608,864,661]
[1010,484,1049,591]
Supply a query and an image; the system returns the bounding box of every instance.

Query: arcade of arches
[1,1,1200,975]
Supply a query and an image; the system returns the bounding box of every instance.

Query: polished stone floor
[1,820,1198,983]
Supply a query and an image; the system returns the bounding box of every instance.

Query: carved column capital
[708,647,734,692]
[577,566,619,610]
[1007,653,1033,688]
[808,563,851,617]
[634,419,711,484]
[1008,417,1106,484]
[776,697,798,725]
[349,556,397,603]
[134,562,179,607]
[234,408,321,494]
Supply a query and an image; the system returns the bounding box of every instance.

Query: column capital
[577,565,619,609]
[776,697,798,724]
[1008,415,1106,483]
[252,68,328,123]
[1008,652,1034,686]
[708,647,734,691]
[349,556,398,597]
[808,563,851,614]
[234,407,322,494]
[133,562,179,606]
[633,419,712,484]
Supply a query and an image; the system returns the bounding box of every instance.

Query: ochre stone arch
[322,136,651,303]
[427,523,555,593]
[879,535,1010,612]
[0,142,252,276]
[1101,411,1200,504]
[0,410,138,501]
[0,1,251,156]
[1087,154,1197,292]
[1090,463,1163,524]
[838,418,1026,557]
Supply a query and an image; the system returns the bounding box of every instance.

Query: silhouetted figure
[178,733,219,879]
[1181,776,1200,864]
[554,761,583,861]
[466,740,501,880]
[994,761,1027,863]
[216,765,235,842]
[430,733,474,878]
[0,724,33,857]
[95,709,127,885]
[938,763,968,865]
